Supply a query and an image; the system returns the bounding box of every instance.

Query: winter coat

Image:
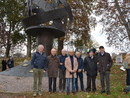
[2,60,7,71]
[47,55,60,78]
[7,59,14,68]
[58,54,68,78]
[75,56,84,70]
[31,51,47,70]
[65,56,78,78]
[97,52,113,73]
[84,56,98,76]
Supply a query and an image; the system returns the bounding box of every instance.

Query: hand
[78,69,82,72]
[60,63,63,65]
[97,62,99,64]
[43,70,46,73]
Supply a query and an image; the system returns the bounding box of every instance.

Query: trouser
[66,78,76,93]
[87,75,96,91]
[49,77,57,92]
[126,69,130,85]
[33,68,43,93]
[75,72,84,91]
[100,72,110,92]
[59,78,66,91]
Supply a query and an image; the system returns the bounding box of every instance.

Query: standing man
[75,52,84,92]
[31,45,47,97]
[84,49,98,92]
[124,52,130,86]
[65,50,78,95]
[58,49,68,92]
[97,46,113,95]
[47,48,60,93]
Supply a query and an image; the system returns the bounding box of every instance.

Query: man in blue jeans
[75,52,84,92]
[65,50,78,95]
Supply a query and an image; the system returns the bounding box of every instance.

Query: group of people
[31,45,113,97]
[1,57,14,71]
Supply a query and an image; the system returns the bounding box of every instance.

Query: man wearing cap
[97,46,113,95]
[124,52,130,86]
[84,49,98,92]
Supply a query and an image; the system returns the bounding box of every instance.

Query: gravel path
[0,73,100,93]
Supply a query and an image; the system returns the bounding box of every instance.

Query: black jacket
[84,56,98,76]
[97,52,113,73]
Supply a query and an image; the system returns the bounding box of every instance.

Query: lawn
[0,58,130,98]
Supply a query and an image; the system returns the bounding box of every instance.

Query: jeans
[100,72,110,92]
[126,69,130,85]
[66,78,76,93]
[49,77,57,92]
[86,75,96,91]
[59,78,66,91]
[75,72,84,91]
[33,68,43,93]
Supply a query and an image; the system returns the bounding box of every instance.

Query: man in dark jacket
[7,57,14,68]
[47,48,60,93]
[31,45,47,97]
[84,49,98,92]
[58,49,68,92]
[97,46,113,95]
[75,52,84,92]
[1,57,7,71]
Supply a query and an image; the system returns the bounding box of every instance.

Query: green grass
[0,58,130,98]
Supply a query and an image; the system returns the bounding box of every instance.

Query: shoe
[86,89,91,92]
[72,91,76,95]
[38,92,42,96]
[33,93,37,97]
[59,90,62,93]
[100,90,105,94]
[106,91,110,95]
[92,90,96,93]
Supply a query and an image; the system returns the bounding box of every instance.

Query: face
[51,49,57,56]
[69,51,74,56]
[89,51,94,57]
[38,45,44,52]
[61,50,66,56]
[100,48,105,53]
[76,52,81,58]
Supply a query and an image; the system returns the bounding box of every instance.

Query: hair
[61,49,66,52]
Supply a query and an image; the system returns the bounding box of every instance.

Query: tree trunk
[5,32,11,58]
[58,37,64,55]
[27,35,31,57]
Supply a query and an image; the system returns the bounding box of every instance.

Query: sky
[91,24,114,54]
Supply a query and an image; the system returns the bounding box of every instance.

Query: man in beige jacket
[124,52,130,86]
[65,50,78,95]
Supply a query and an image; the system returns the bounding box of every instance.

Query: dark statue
[22,0,73,55]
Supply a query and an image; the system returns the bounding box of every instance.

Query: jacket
[65,56,78,78]
[97,52,113,73]
[31,51,47,70]
[47,55,60,77]
[58,54,68,71]
[84,56,98,76]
